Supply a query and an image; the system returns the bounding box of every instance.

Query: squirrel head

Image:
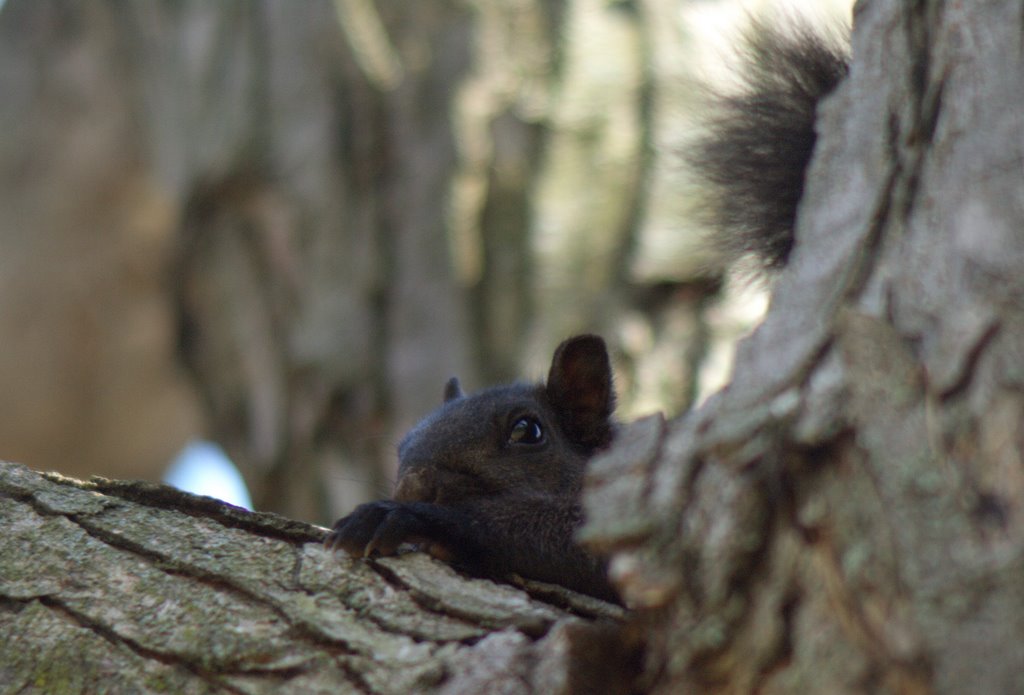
[393,335,615,505]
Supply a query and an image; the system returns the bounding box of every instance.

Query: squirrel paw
[326,500,443,559]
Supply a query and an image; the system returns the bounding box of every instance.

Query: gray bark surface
[0,461,627,694]
[580,2,1024,693]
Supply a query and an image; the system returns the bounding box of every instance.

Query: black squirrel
[691,17,849,271]
[326,334,619,603]
[325,19,850,605]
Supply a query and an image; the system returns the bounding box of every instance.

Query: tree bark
[0,460,630,694]
[580,2,1024,693]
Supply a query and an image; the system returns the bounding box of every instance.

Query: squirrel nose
[393,469,436,503]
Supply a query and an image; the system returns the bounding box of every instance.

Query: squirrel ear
[443,377,464,403]
[545,334,615,449]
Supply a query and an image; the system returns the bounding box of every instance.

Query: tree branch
[0,461,627,693]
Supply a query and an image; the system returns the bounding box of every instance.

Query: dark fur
[326,335,618,603]
[691,17,849,270]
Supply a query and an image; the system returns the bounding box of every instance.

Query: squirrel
[690,16,849,271]
[325,334,619,604]
[325,19,850,605]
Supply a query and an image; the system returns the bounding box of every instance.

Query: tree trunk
[0,0,726,526]
[581,2,1024,693]
[0,460,631,693]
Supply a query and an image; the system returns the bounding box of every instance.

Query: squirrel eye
[508,416,544,445]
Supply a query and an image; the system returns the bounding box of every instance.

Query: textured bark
[0,461,630,694]
[581,2,1024,693]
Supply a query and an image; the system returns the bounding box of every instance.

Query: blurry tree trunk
[0,0,203,489]
[0,0,723,525]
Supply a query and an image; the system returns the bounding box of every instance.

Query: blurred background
[0,0,846,525]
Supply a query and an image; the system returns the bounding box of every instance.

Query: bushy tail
[691,18,849,270]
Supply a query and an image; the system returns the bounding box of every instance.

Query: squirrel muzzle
[393,468,437,503]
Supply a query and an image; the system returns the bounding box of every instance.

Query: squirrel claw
[326,500,424,559]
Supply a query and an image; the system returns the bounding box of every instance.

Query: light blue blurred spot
[164,440,253,510]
